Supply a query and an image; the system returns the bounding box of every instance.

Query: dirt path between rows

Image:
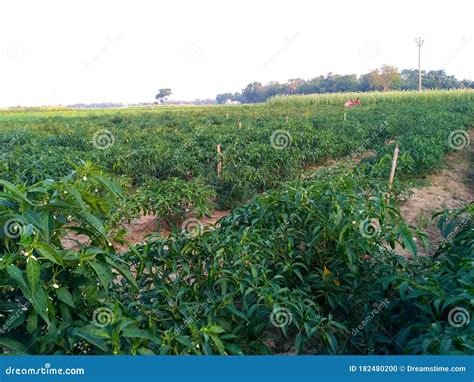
[115,210,231,251]
[61,210,232,251]
[398,129,473,255]
[63,150,377,250]
[62,130,472,253]
[107,151,378,250]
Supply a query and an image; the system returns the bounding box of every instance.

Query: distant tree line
[216,67,474,104]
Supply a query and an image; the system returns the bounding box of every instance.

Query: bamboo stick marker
[389,144,399,190]
[217,144,222,178]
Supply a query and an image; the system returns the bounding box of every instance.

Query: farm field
[0,90,473,355]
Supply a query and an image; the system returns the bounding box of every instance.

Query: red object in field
[344,98,361,108]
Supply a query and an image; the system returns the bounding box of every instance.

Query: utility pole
[415,37,424,92]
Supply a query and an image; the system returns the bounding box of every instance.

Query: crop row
[1,94,473,225]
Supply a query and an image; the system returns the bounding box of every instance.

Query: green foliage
[217,71,474,104]
[132,178,216,227]
[0,164,140,354]
[1,92,473,211]
[2,164,471,355]
[0,92,472,355]
[374,205,474,355]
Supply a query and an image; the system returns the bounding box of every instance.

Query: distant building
[225,99,241,105]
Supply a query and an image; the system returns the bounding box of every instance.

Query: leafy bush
[132,178,216,227]
[0,92,472,355]
[0,164,140,354]
[2,94,472,209]
[364,204,474,355]
[1,166,472,355]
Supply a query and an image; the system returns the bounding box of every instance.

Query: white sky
[0,0,473,107]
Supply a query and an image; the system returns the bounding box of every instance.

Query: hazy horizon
[1,0,473,107]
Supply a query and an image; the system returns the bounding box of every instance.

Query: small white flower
[352,221,356,224]
[52,283,59,289]
[82,176,87,181]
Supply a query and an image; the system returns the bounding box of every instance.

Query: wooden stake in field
[388,144,399,191]
[238,116,242,129]
[217,144,222,178]
[285,115,289,123]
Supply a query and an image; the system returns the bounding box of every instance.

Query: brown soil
[61,210,231,251]
[398,130,473,256]
[302,150,375,177]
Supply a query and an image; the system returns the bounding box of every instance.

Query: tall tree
[155,88,172,103]
[368,65,401,91]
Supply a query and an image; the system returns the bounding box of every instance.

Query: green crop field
[0,90,473,355]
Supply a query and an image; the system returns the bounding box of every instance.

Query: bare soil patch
[399,130,473,255]
[61,210,231,251]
